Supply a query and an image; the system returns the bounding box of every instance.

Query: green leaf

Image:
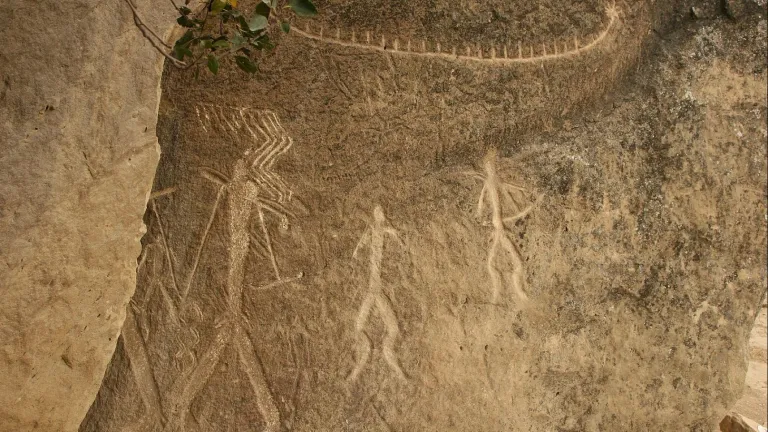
[280,21,290,33]
[248,14,268,31]
[207,55,219,74]
[250,34,274,50]
[174,30,195,47]
[179,6,192,15]
[211,39,230,49]
[172,45,194,60]
[199,39,212,49]
[176,15,197,27]
[210,0,227,14]
[230,32,245,49]
[237,15,251,32]
[288,0,317,17]
[235,56,258,73]
[254,1,271,16]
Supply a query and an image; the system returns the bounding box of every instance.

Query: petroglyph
[347,205,408,386]
[470,149,539,305]
[183,185,224,301]
[196,105,297,279]
[195,105,295,203]
[102,108,302,432]
[159,110,302,431]
[149,200,181,325]
[162,159,286,432]
[122,307,166,426]
[292,3,620,64]
[200,164,294,281]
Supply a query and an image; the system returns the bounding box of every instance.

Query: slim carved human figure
[472,149,537,305]
[163,159,281,432]
[199,107,296,279]
[161,109,301,432]
[347,205,408,386]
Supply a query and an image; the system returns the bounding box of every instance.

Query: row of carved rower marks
[292,3,620,64]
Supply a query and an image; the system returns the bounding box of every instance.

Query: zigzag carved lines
[194,104,294,203]
[292,4,619,64]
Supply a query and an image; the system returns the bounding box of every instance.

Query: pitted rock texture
[0,0,179,430]
[79,0,768,431]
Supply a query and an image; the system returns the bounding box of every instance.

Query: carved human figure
[116,108,300,432]
[347,205,408,386]
[161,159,282,432]
[471,149,537,305]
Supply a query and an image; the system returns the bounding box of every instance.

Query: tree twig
[167,0,180,12]
[123,0,188,67]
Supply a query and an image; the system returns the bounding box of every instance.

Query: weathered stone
[79,1,767,431]
[0,1,179,430]
[723,0,747,18]
[0,0,765,431]
[721,412,759,432]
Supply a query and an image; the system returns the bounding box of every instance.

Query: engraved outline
[292,3,620,64]
[347,205,408,386]
[469,149,540,305]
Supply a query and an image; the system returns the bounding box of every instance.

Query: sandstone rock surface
[80,1,767,431]
[0,1,178,430]
[0,0,765,431]
[721,412,760,432]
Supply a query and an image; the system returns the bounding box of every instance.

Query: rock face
[721,412,759,432]
[79,0,767,431]
[731,300,768,427]
[0,1,177,430]
[0,0,763,431]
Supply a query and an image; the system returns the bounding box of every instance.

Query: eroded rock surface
[0,1,177,430]
[78,0,767,431]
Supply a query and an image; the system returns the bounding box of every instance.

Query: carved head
[373,205,386,223]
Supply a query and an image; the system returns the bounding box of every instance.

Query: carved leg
[486,231,504,304]
[374,294,407,382]
[234,325,281,432]
[123,308,165,426]
[163,321,235,432]
[501,234,529,304]
[348,293,376,385]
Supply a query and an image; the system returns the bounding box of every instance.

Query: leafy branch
[125,0,317,74]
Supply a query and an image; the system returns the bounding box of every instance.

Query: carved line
[251,272,304,291]
[195,104,295,203]
[285,331,307,430]
[163,321,235,432]
[150,201,182,305]
[235,326,281,432]
[292,3,619,64]
[158,109,298,430]
[181,184,225,302]
[258,205,282,280]
[123,308,165,424]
